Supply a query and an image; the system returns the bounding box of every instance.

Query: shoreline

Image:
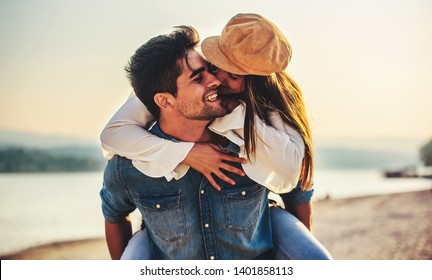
[0,238,110,260]
[312,189,432,260]
[2,189,431,260]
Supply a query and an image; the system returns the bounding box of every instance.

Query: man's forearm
[283,201,313,232]
[105,218,133,260]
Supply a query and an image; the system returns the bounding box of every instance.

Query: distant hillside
[315,146,418,170]
[0,130,105,173]
[0,147,105,173]
[315,138,423,170]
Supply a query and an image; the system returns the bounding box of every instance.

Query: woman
[101,13,331,259]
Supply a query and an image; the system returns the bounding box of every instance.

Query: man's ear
[154,93,175,110]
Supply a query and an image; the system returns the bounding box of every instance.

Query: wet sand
[2,189,431,260]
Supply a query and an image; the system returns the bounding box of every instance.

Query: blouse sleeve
[100,92,194,179]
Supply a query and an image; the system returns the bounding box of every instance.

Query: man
[100,26,274,260]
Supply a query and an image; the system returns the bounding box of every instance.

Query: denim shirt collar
[218,140,240,154]
[148,122,179,142]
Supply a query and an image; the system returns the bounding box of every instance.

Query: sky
[0,0,431,145]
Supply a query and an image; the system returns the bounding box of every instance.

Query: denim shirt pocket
[221,183,264,231]
[138,191,186,242]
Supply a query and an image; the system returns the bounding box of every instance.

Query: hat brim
[201,36,249,76]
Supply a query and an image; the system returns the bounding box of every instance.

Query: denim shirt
[100,123,273,260]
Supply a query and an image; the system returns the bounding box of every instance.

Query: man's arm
[279,182,314,231]
[282,201,313,231]
[105,218,133,260]
[100,158,137,260]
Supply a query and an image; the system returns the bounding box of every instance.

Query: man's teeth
[206,93,218,101]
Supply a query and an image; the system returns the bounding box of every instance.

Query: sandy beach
[2,189,431,260]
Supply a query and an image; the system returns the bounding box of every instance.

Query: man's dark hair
[125,26,200,118]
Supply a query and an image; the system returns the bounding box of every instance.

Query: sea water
[0,170,430,256]
[0,172,106,256]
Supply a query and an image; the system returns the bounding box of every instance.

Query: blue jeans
[270,207,332,259]
[121,206,332,260]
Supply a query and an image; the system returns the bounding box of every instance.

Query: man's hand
[183,143,246,191]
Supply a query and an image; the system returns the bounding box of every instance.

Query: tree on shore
[420,138,432,166]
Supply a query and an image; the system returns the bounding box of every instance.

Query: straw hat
[201,13,292,76]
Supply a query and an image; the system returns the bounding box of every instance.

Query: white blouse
[101,92,305,194]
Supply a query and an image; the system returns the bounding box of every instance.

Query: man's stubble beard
[175,100,227,121]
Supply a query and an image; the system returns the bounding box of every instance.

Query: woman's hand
[183,143,246,191]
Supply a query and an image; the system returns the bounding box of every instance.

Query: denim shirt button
[200,190,205,194]
[156,204,161,209]
[210,256,215,260]
[241,191,246,196]
[204,223,209,228]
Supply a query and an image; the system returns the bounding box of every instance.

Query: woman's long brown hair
[242,71,314,190]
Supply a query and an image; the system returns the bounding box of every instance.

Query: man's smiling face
[173,49,227,120]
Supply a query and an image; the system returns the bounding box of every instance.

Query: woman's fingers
[204,174,221,191]
[183,143,248,190]
[218,161,245,177]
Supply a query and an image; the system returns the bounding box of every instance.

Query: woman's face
[209,64,245,94]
